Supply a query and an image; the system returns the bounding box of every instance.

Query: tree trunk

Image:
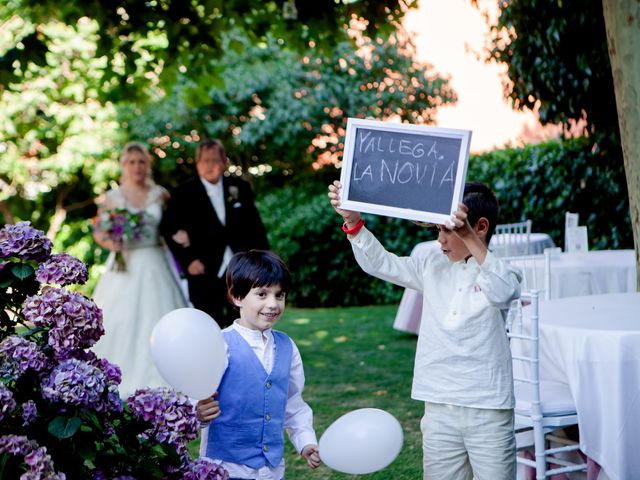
[602,0,640,289]
[46,187,94,240]
[47,206,67,241]
[0,200,14,225]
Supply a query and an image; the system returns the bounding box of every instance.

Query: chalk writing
[353,158,455,188]
[357,131,445,161]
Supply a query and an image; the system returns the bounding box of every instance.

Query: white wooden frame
[339,118,472,225]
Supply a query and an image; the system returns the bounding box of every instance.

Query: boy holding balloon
[196,250,321,479]
[328,180,522,480]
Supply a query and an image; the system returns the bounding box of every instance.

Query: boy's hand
[447,202,489,264]
[196,393,221,423]
[447,203,474,239]
[328,181,362,227]
[301,444,321,469]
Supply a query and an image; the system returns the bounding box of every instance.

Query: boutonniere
[227,185,242,208]
[227,186,239,202]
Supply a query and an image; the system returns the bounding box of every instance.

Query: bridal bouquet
[93,208,146,272]
[0,221,228,479]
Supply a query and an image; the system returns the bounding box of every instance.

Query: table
[510,250,636,300]
[393,249,637,334]
[529,293,640,480]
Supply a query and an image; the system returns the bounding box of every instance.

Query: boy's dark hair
[226,250,292,301]
[463,181,500,244]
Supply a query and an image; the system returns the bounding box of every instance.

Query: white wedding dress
[92,185,188,398]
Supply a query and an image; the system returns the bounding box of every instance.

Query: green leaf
[0,452,9,478]
[48,416,82,439]
[10,263,34,280]
[84,410,103,430]
[228,38,244,54]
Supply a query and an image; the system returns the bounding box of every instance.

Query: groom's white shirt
[200,177,234,277]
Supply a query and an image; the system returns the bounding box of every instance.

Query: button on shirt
[349,227,522,409]
[200,177,234,277]
[199,322,317,480]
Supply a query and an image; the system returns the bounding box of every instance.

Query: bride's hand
[98,234,122,252]
[172,229,190,247]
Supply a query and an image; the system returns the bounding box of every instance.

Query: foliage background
[1,0,634,305]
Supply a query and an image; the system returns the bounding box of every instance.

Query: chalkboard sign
[339,118,471,225]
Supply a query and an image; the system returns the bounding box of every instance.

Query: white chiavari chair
[493,220,533,257]
[508,291,587,479]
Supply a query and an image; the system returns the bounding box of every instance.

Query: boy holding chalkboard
[328,180,522,480]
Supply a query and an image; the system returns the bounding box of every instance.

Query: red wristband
[341,218,365,235]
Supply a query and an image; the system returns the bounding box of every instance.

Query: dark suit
[161,175,269,327]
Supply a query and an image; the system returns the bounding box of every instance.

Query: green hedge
[258,137,632,307]
[468,137,631,251]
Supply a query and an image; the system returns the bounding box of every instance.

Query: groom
[161,138,269,327]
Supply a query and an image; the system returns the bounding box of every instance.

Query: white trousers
[421,402,516,480]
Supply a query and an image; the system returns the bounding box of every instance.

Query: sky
[404,0,556,153]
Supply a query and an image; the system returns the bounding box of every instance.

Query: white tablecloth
[510,250,636,300]
[393,248,636,334]
[528,293,640,480]
[492,232,556,257]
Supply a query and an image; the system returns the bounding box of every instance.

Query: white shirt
[199,322,317,479]
[200,177,234,277]
[350,227,522,409]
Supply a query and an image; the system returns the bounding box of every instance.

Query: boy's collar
[233,320,272,336]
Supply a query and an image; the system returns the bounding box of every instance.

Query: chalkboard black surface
[339,118,471,225]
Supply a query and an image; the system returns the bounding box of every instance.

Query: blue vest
[206,329,293,469]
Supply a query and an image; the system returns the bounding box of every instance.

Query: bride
[92,141,188,398]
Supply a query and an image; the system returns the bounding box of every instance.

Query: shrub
[468,137,631,250]
[0,222,227,479]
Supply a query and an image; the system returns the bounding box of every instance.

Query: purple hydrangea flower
[35,253,88,286]
[95,357,122,385]
[184,458,229,480]
[41,359,120,413]
[23,287,104,358]
[0,335,48,379]
[0,384,17,422]
[70,351,123,414]
[74,350,122,385]
[0,435,66,479]
[127,387,199,447]
[22,400,38,426]
[0,221,52,262]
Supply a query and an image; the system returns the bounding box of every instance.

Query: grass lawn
[192,304,424,479]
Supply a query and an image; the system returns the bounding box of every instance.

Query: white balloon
[319,408,403,474]
[150,308,226,400]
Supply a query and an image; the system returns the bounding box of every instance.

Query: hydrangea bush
[0,222,228,479]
